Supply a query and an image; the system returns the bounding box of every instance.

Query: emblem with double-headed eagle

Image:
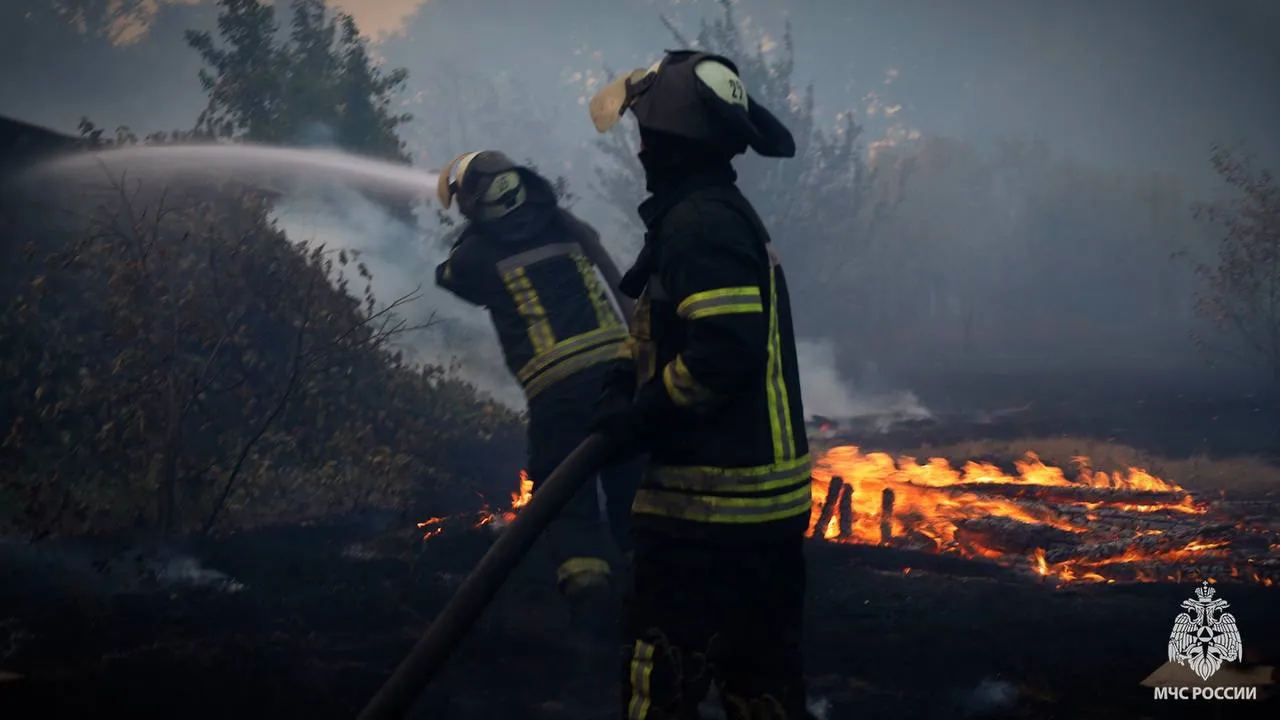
[1167,581,1243,681]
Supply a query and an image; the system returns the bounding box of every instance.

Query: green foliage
[1187,145,1280,384]
[0,143,522,537]
[0,3,524,539]
[185,0,411,163]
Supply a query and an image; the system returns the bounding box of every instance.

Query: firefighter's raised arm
[433,232,486,307]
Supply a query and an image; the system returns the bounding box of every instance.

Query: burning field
[809,446,1280,587]
[420,445,1280,590]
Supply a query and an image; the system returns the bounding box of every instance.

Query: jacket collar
[636,164,738,230]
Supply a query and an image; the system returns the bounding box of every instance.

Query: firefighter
[433,151,642,621]
[588,52,813,719]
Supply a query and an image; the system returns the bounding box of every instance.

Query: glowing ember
[416,516,446,541]
[418,471,535,539]
[809,446,1277,586]
[474,470,535,529]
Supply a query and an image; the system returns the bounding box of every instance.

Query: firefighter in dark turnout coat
[589,53,814,719]
[434,151,642,609]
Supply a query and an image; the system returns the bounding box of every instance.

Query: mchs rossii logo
[1152,582,1257,701]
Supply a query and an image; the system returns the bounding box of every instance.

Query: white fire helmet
[589,50,795,158]
[435,150,528,221]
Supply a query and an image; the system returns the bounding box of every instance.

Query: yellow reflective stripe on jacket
[627,639,656,720]
[647,454,811,494]
[523,342,622,399]
[764,270,797,461]
[631,482,813,524]
[574,253,623,330]
[676,286,763,321]
[556,556,611,584]
[517,325,628,385]
[662,354,714,407]
[501,267,556,353]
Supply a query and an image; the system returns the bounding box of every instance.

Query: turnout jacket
[606,165,812,540]
[435,189,627,402]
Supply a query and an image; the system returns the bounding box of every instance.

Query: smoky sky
[2,0,1278,394]
[2,0,1276,184]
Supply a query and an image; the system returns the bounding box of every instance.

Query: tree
[1187,144,1280,385]
[0,129,524,540]
[590,0,911,344]
[185,0,410,162]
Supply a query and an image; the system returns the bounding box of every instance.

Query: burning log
[814,476,845,537]
[879,488,895,545]
[954,517,1082,556]
[1053,506,1199,529]
[1041,526,1227,565]
[837,482,855,539]
[944,482,1192,507]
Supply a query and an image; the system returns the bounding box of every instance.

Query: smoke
[265,167,931,424]
[269,179,527,410]
[795,338,932,425]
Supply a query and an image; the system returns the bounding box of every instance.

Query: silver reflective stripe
[495,242,581,275]
[523,342,622,399]
[516,326,629,385]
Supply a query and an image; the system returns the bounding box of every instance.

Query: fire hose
[356,432,613,720]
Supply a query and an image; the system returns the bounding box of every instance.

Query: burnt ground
[2,370,1279,720]
[1,525,1278,720]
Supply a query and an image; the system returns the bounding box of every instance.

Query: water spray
[24,143,441,199]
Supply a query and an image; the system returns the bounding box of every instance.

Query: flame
[416,516,446,541]
[808,446,1275,586]
[416,451,1276,588]
[419,470,535,538]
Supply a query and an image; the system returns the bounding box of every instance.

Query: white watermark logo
[1150,582,1258,701]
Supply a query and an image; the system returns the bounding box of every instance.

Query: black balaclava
[638,126,736,195]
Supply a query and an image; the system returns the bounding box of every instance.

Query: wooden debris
[943,483,1191,507]
[837,482,855,539]
[954,517,1081,556]
[879,488,895,545]
[814,477,845,537]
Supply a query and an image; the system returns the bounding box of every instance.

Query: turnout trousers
[621,531,809,720]
[526,367,643,596]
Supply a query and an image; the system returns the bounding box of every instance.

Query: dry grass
[886,436,1280,498]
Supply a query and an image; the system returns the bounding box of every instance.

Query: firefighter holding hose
[433,151,642,634]
[588,52,814,719]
